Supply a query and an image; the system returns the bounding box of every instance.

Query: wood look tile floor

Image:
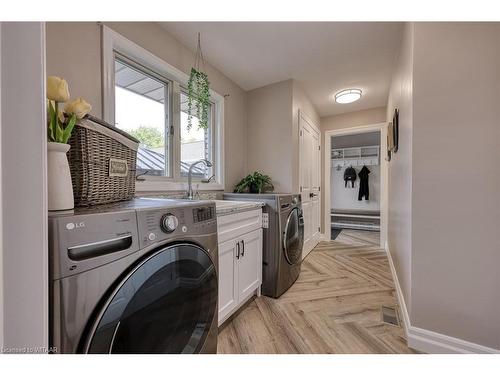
[217,230,416,354]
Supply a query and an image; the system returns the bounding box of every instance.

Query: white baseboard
[385,241,411,338]
[385,243,500,354]
[408,326,500,354]
[303,234,323,260]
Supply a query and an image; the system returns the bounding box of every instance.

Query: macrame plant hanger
[187,32,210,131]
[194,33,206,75]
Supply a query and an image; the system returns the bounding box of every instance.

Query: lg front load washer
[49,198,218,354]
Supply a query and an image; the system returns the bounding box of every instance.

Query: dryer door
[84,243,217,353]
[283,207,305,265]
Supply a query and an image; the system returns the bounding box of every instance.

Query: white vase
[47,142,74,211]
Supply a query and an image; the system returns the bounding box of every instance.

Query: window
[102,26,224,192]
[115,56,170,177]
[180,91,214,178]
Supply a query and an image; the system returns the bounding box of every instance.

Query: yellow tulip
[64,97,92,119]
[47,76,70,103]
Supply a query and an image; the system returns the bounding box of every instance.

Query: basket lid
[84,115,140,144]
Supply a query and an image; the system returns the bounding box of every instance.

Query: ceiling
[160,22,403,117]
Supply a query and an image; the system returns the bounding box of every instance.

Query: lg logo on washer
[66,222,85,230]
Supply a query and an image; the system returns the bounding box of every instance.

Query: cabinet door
[237,228,263,302]
[218,239,238,325]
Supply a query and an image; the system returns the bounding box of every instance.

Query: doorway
[324,123,388,248]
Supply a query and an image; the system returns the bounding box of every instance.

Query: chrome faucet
[186,159,213,200]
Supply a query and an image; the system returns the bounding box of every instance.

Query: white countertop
[214,200,264,216]
[142,196,264,216]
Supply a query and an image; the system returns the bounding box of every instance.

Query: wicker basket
[68,115,139,207]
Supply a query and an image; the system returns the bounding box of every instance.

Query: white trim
[408,326,500,354]
[385,241,410,338]
[101,25,225,192]
[323,123,388,248]
[386,242,500,354]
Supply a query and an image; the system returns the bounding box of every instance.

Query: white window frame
[102,26,225,192]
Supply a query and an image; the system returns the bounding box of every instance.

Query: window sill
[135,179,224,193]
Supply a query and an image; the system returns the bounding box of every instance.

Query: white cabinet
[218,239,239,320]
[237,229,263,302]
[217,209,263,326]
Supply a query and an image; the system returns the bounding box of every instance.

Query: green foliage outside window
[129,126,164,149]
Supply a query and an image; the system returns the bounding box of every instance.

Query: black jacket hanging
[358,165,370,200]
[344,166,357,188]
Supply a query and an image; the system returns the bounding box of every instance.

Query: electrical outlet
[262,213,269,229]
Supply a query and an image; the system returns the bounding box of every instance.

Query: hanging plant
[187,33,211,131]
[187,68,210,131]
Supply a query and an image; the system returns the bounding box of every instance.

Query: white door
[299,111,321,258]
[237,229,263,302]
[218,239,238,325]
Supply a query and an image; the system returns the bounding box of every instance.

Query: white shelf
[331,145,380,168]
[331,213,381,220]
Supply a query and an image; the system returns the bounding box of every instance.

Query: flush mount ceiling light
[335,88,362,104]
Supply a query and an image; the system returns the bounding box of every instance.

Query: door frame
[323,123,388,248]
[298,109,322,258]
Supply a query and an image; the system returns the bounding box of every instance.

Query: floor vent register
[381,306,400,327]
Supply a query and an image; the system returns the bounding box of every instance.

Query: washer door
[85,244,217,353]
[283,207,305,265]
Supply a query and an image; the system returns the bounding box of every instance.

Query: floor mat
[331,228,342,240]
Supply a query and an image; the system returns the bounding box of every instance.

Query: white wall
[410,22,500,350]
[385,23,414,310]
[387,22,500,352]
[331,164,380,211]
[246,80,294,192]
[246,79,320,194]
[1,22,48,351]
[322,107,387,133]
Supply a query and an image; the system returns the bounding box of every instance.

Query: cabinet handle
[236,241,240,259]
[241,240,245,257]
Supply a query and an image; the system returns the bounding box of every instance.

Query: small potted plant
[46,76,91,211]
[234,172,274,194]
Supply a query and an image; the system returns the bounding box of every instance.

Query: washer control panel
[160,214,179,233]
[193,206,215,223]
[137,203,217,248]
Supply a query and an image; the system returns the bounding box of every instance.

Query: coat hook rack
[224,94,230,98]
